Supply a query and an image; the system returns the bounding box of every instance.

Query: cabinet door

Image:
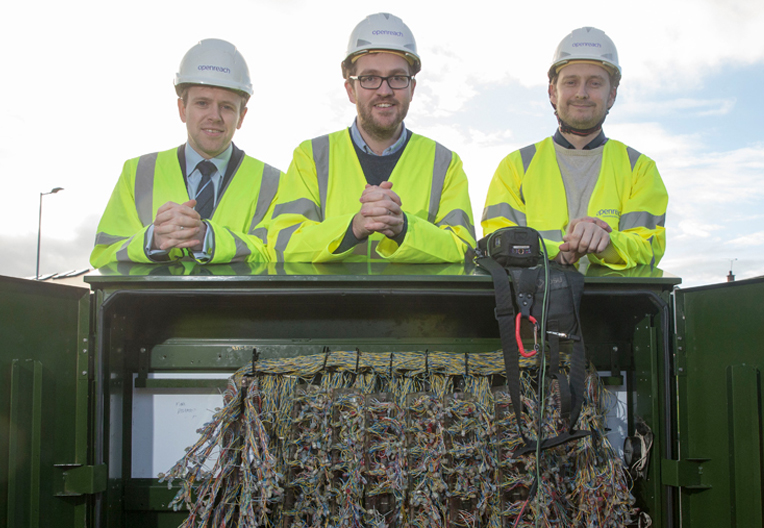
[0,276,101,528]
[674,277,764,527]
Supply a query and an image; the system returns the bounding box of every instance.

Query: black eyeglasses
[348,75,413,90]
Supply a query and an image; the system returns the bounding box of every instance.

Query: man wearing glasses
[91,39,282,268]
[269,13,476,263]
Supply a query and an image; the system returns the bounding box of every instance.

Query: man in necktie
[91,39,283,268]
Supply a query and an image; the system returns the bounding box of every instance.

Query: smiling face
[178,85,247,159]
[549,62,616,131]
[345,52,416,143]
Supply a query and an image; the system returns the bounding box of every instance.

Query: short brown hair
[548,62,620,89]
[176,84,249,112]
[341,52,417,80]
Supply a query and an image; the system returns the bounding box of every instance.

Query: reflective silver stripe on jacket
[482,201,562,242]
[312,135,330,220]
[94,232,129,246]
[271,184,321,261]
[482,202,526,226]
[626,147,641,171]
[115,235,136,262]
[428,142,451,223]
[275,223,301,262]
[520,144,536,173]
[135,153,158,226]
[273,198,322,222]
[248,164,281,243]
[437,209,475,238]
[518,144,537,203]
[538,230,563,243]
[227,229,251,261]
[620,211,666,231]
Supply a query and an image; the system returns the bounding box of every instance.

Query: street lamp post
[36,187,64,280]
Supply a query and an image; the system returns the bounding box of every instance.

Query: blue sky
[2,0,763,287]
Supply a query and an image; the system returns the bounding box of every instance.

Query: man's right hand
[152,200,205,251]
[352,181,404,239]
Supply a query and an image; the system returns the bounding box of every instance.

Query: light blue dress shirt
[350,118,408,156]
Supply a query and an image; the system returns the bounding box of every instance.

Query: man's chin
[361,121,402,141]
[562,113,605,131]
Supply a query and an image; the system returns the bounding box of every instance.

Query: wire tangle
[160,350,636,527]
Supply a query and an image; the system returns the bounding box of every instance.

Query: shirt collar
[350,118,408,156]
[185,143,234,177]
[553,129,608,150]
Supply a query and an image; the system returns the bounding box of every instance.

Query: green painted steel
[83,264,679,527]
[0,276,92,528]
[675,277,764,527]
[1,263,689,527]
[54,465,107,496]
[7,359,42,528]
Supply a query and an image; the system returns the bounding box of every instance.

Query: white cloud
[618,97,736,118]
[727,231,764,247]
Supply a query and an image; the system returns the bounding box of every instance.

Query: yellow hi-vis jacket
[269,129,476,263]
[90,146,281,268]
[482,137,668,269]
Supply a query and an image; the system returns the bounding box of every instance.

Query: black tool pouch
[474,227,590,456]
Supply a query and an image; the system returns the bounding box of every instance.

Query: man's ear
[607,87,617,109]
[178,98,187,123]
[345,79,357,104]
[548,82,558,107]
[237,106,248,129]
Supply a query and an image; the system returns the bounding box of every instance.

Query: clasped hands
[151,200,207,252]
[351,181,404,240]
[555,216,613,265]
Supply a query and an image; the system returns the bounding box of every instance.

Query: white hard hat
[342,13,421,78]
[549,27,621,86]
[174,38,253,98]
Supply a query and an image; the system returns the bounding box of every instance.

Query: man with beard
[482,27,668,270]
[269,13,476,263]
[91,39,282,268]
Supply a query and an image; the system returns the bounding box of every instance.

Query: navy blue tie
[194,160,217,220]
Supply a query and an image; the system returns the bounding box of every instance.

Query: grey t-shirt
[554,141,604,222]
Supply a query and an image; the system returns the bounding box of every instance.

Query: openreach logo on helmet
[198,65,231,74]
[572,42,602,48]
[372,30,403,37]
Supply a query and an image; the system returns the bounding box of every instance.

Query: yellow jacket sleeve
[268,140,354,262]
[377,151,476,263]
[90,158,184,268]
[588,151,667,269]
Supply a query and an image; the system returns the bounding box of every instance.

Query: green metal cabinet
[672,277,764,527]
[0,276,101,528]
[2,263,761,527]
